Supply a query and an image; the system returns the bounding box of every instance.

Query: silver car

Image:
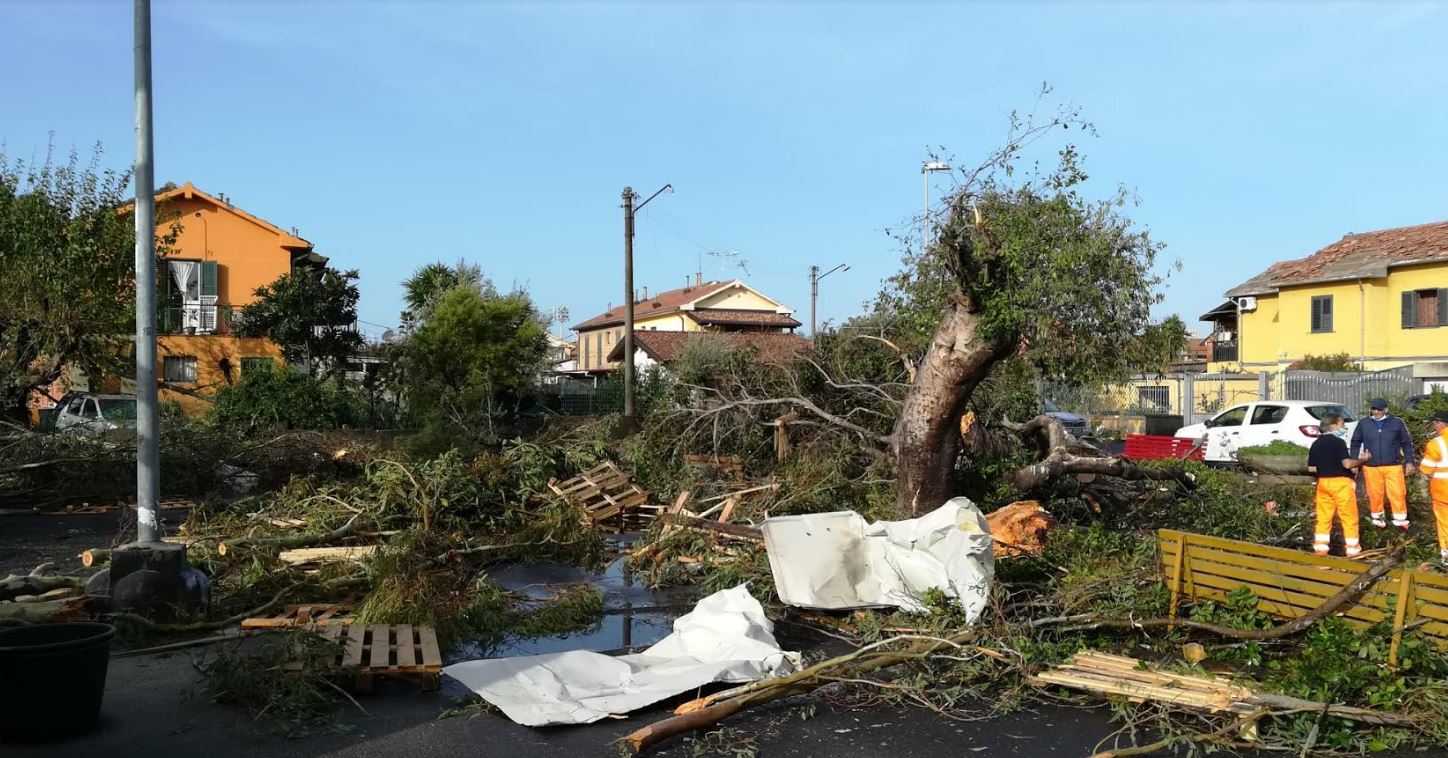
[52,393,137,437]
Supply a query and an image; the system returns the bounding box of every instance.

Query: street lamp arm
[818,263,850,281]
[635,183,674,212]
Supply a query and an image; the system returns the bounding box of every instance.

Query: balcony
[1211,340,1238,363]
[159,305,245,336]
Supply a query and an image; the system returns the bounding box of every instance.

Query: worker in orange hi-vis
[1307,412,1371,557]
[1350,398,1416,530]
[1417,410,1448,566]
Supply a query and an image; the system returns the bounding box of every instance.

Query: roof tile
[1226,221,1448,297]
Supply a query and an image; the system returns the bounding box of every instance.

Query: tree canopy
[0,146,143,413]
[235,267,363,376]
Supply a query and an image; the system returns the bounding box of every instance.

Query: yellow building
[1204,221,1448,373]
[570,277,800,373]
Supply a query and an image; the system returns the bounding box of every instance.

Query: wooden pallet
[547,461,652,527]
[315,624,443,692]
[241,603,355,629]
[52,497,199,515]
[1159,529,1448,665]
[683,454,746,482]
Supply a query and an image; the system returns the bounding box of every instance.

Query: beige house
[570,277,800,373]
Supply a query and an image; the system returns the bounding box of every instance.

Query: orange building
[151,183,330,413]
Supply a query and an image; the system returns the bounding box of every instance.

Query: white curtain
[168,260,196,299]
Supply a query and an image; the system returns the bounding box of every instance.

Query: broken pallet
[241,603,355,629]
[547,461,652,527]
[311,624,443,692]
[1033,651,1254,713]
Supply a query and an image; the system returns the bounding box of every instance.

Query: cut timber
[81,549,110,568]
[984,500,1057,558]
[276,546,377,566]
[241,603,356,629]
[548,461,653,529]
[306,624,442,692]
[659,514,762,543]
[1034,651,1412,727]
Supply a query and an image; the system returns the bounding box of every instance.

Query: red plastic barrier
[1123,434,1204,461]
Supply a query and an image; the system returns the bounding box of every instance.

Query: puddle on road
[446,534,700,664]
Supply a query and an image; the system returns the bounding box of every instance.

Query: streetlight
[921,161,951,247]
[809,263,849,337]
[621,183,673,420]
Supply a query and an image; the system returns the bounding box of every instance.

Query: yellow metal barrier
[1158,530,1448,665]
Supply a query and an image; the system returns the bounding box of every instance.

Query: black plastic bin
[0,622,114,742]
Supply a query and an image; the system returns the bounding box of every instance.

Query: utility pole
[622,187,636,419]
[620,183,672,420]
[133,0,160,543]
[809,263,849,337]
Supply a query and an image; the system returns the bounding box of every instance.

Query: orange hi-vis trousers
[1433,479,1448,560]
[1362,465,1409,525]
[1314,477,1360,556]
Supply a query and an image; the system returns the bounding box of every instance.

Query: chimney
[642,286,649,300]
[695,272,702,286]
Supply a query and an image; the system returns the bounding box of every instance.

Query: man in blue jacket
[1350,398,1417,530]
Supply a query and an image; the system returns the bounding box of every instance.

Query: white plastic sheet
[761,497,994,617]
[443,585,798,726]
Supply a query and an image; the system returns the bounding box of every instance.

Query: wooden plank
[343,623,366,667]
[1390,572,1417,667]
[1159,529,1362,572]
[366,626,389,669]
[277,545,378,565]
[418,626,442,669]
[396,624,417,669]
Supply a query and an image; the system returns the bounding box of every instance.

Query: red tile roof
[572,281,735,331]
[1226,221,1448,297]
[687,309,801,329]
[605,331,812,365]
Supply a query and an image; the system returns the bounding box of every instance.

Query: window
[1310,295,1333,333]
[83,398,100,419]
[98,398,137,421]
[1136,386,1170,411]
[1306,404,1356,423]
[1250,404,1289,425]
[1209,406,1248,427]
[163,356,198,383]
[66,397,85,416]
[1402,288,1448,329]
[241,357,275,375]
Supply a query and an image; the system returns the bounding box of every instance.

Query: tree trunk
[892,297,1012,516]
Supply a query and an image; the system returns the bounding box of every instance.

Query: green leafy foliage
[210,362,363,431]
[235,267,363,376]
[399,287,549,453]
[1235,440,1311,456]
[199,631,349,737]
[0,145,173,413]
[1298,352,1360,371]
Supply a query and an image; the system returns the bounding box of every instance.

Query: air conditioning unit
[1236,296,1258,312]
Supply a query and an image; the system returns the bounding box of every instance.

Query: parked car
[52,393,137,437]
[1173,400,1357,464]
[1044,399,1090,438]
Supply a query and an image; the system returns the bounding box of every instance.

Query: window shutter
[1322,296,1332,332]
[1403,291,1419,329]
[200,261,218,297]
[1438,288,1448,327]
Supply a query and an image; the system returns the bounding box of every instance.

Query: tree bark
[892,297,1013,517]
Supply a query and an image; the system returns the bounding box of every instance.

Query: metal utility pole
[621,183,672,419]
[133,0,160,543]
[809,263,849,337]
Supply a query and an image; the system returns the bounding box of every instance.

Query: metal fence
[1269,366,1416,408]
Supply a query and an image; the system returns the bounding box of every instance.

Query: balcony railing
[1211,340,1238,362]
[159,305,245,335]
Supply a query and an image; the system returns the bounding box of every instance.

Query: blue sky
[5,1,1446,340]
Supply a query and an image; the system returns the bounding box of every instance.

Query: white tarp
[443,585,798,727]
[761,497,994,617]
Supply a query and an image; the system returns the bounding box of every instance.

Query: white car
[52,393,137,438]
[1174,400,1358,463]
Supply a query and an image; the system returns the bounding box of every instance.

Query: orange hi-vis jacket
[1424,429,1448,486]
